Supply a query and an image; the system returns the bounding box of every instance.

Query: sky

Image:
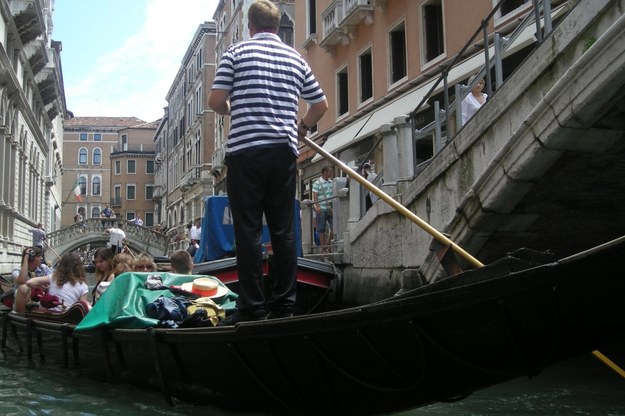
[52,0,220,122]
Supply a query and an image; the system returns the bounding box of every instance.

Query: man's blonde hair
[248,0,280,32]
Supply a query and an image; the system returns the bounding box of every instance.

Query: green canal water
[1,346,623,415]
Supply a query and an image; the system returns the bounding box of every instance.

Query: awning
[311,5,552,163]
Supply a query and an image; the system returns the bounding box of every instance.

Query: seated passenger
[25,252,89,311]
[14,246,53,314]
[92,247,115,304]
[132,253,157,272]
[112,253,134,277]
[170,250,193,274]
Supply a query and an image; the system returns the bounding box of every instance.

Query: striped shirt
[212,32,326,156]
[312,177,334,211]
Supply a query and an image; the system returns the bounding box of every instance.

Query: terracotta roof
[63,116,146,129]
[128,119,161,129]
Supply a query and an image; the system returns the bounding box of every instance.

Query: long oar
[43,240,62,261]
[300,135,484,268]
[302,135,625,378]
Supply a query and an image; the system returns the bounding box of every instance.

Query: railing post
[301,201,314,255]
[533,0,543,43]
[482,22,493,97]
[434,101,443,153]
[543,0,553,35]
[494,33,504,89]
[455,84,464,130]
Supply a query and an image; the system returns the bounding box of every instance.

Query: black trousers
[226,147,297,315]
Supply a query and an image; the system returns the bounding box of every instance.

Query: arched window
[93,148,102,165]
[79,176,87,195]
[92,207,100,218]
[79,148,88,165]
[92,176,101,195]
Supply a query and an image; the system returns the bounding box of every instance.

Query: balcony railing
[319,0,376,49]
[319,0,345,49]
[111,144,156,153]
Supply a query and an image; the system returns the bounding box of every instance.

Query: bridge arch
[45,219,170,263]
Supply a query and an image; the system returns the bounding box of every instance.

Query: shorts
[316,209,332,233]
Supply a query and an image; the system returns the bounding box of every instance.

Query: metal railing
[410,0,556,161]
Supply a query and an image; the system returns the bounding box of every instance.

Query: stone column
[300,200,314,255]
[380,123,398,196]
[348,170,362,224]
[394,115,415,182]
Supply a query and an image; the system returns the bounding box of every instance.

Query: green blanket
[75,272,237,331]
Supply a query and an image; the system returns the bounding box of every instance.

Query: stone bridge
[334,0,625,302]
[45,219,170,262]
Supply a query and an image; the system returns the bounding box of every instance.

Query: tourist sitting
[170,250,193,274]
[133,253,157,272]
[92,248,115,304]
[25,252,89,312]
[14,247,53,314]
[112,253,134,277]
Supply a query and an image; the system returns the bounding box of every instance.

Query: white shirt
[461,93,487,125]
[46,275,89,311]
[190,225,201,241]
[108,227,126,246]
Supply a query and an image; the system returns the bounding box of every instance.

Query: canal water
[1,345,623,415]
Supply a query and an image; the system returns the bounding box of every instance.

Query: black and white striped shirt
[212,32,326,156]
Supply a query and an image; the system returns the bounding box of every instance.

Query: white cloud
[67,0,219,122]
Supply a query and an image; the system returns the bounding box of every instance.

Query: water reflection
[1,345,623,415]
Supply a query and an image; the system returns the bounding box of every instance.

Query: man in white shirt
[106,223,127,254]
[190,218,201,241]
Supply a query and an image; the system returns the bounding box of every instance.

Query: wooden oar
[302,135,625,379]
[43,241,62,261]
[300,135,484,268]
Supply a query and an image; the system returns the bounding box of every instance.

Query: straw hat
[181,277,228,299]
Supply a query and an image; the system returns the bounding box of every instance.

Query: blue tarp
[194,196,302,263]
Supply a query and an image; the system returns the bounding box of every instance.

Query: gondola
[2,234,625,415]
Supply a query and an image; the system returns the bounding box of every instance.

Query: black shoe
[267,310,294,320]
[218,310,266,326]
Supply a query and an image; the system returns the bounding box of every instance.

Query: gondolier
[208,0,328,324]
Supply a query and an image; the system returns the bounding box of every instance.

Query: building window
[79,176,87,196]
[115,160,121,175]
[79,133,87,141]
[499,0,530,15]
[146,160,155,174]
[278,13,294,47]
[307,0,317,37]
[359,48,373,103]
[122,134,128,151]
[389,22,407,84]
[91,207,100,218]
[92,177,101,196]
[126,212,135,221]
[146,185,154,200]
[93,148,102,165]
[145,212,154,227]
[127,160,136,174]
[94,133,102,141]
[78,148,87,165]
[126,184,136,200]
[114,185,121,205]
[422,0,445,63]
[337,66,349,117]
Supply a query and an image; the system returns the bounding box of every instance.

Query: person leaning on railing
[312,166,334,252]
